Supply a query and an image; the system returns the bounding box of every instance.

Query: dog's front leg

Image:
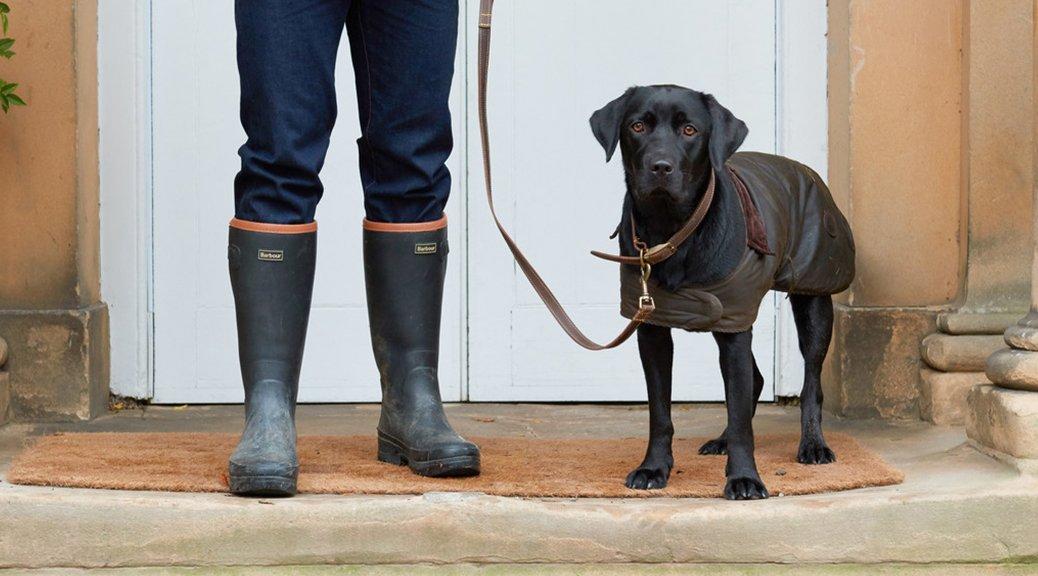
[698,358,764,455]
[714,330,769,500]
[626,323,675,490]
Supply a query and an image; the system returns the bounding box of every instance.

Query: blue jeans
[234,0,458,224]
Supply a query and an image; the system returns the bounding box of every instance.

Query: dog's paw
[625,466,671,490]
[797,437,836,465]
[724,475,769,500]
[698,436,728,455]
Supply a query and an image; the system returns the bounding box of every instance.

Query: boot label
[257,249,284,262]
[414,243,438,255]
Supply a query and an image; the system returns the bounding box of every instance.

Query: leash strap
[477,0,648,350]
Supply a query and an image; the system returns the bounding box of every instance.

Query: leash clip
[638,248,655,315]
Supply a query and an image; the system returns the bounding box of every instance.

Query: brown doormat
[5,432,902,498]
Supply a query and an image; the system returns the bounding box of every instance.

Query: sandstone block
[0,371,9,427]
[920,334,1005,372]
[937,312,1020,335]
[986,347,1038,392]
[966,385,1038,459]
[919,369,988,425]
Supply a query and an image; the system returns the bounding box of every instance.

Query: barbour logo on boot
[257,249,284,262]
[414,243,438,255]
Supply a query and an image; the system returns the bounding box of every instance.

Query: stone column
[920,0,1034,426]
[0,0,108,421]
[966,0,1038,471]
[825,0,966,419]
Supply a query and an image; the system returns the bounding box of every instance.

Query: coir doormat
[5,432,903,498]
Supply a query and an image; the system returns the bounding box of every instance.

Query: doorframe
[773,0,828,397]
[98,0,826,401]
[99,0,155,399]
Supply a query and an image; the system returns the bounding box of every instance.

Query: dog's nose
[651,160,674,175]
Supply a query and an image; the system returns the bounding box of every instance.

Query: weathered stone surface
[823,306,937,419]
[1005,322,1038,351]
[0,336,7,368]
[828,0,964,308]
[919,369,988,425]
[920,334,1005,372]
[937,313,1022,335]
[0,305,109,421]
[1,403,1035,569]
[967,385,1038,459]
[0,372,9,428]
[987,348,1038,392]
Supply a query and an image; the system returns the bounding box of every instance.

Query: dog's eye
[683,124,698,137]
[630,121,646,133]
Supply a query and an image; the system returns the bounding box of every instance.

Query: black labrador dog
[590,85,854,500]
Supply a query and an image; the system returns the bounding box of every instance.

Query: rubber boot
[227,219,317,496]
[363,216,481,477]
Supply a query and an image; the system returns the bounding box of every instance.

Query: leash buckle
[643,242,675,262]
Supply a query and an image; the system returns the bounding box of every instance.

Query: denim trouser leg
[346,1,459,224]
[234,0,459,225]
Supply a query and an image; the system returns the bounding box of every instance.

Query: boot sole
[228,473,298,497]
[377,434,481,478]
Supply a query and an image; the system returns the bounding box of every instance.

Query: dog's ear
[590,88,635,162]
[703,94,748,171]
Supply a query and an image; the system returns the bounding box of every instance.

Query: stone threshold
[0,404,1036,569]
[1,564,1036,575]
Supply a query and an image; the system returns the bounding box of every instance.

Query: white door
[146,0,817,404]
[150,1,465,403]
[466,1,777,401]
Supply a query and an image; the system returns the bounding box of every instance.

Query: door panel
[150,0,793,403]
[151,1,465,403]
[465,0,778,401]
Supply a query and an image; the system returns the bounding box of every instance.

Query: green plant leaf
[1,99,9,113]
[0,3,10,14]
[1,82,16,95]
[7,93,25,106]
[0,38,13,50]
[2,13,7,35]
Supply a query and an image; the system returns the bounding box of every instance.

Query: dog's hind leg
[698,358,764,455]
[790,293,836,464]
[714,330,768,500]
[626,323,675,490]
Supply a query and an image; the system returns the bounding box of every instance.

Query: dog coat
[619,152,855,333]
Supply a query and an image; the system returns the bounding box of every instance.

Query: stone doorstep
[1,404,1036,569]
[0,564,1034,575]
[919,369,988,425]
[1,478,1037,569]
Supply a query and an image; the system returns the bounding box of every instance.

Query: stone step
[2,405,1036,570]
[919,368,988,425]
[920,333,1006,372]
[1,479,1037,569]
[0,563,1031,575]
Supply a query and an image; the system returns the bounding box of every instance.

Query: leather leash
[477,0,712,350]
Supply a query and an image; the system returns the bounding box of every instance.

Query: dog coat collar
[591,171,716,267]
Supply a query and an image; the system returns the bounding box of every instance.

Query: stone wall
[0,0,108,421]
[825,0,1033,420]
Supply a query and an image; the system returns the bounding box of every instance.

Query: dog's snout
[651,160,674,175]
